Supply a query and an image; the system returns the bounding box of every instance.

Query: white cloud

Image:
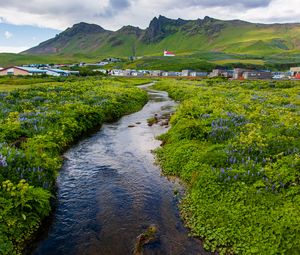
[0,0,298,31]
[4,31,12,39]
[0,46,28,53]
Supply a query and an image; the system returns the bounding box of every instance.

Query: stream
[32,85,209,255]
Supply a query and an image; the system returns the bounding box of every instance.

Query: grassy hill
[24,16,300,57]
[2,16,300,69]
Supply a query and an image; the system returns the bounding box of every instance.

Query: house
[209,69,223,77]
[0,66,47,76]
[242,71,272,80]
[222,70,234,78]
[99,61,109,66]
[105,58,121,63]
[150,70,163,76]
[131,71,144,77]
[190,72,208,77]
[111,69,122,76]
[272,72,288,80]
[233,68,249,79]
[290,67,300,78]
[111,69,132,76]
[164,50,175,57]
[182,70,193,77]
[46,69,70,77]
[161,71,181,77]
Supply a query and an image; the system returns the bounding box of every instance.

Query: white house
[150,70,163,76]
[182,70,193,76]
[131,71,144,77]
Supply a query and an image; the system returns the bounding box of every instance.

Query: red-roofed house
[164,50,175,57]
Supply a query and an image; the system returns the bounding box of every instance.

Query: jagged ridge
[24,15,300,57]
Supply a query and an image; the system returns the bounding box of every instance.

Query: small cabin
[164,50,175,57]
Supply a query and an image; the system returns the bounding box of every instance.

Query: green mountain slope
[24,16,300,58]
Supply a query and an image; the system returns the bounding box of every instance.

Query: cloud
[0,0,298,31]
[148,0,271,10]
[0,46,28,53]
[4,31,12,39]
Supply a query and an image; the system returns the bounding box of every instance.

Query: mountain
[20,16,300,60]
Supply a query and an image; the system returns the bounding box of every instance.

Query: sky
[0,0,299,53]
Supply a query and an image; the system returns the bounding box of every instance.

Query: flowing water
[32,85,209,255]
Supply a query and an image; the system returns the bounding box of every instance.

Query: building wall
[0,68,30,76]
[290,67,300,73]
[243,72,272,80]
[182,70,192,76]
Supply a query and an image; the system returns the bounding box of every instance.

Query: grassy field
[212,59,265,65]
[153,78,300,254]
[0,77,150,255]
[0,84,33,91]
[0,76,152,92]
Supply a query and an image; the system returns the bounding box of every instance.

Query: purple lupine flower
[0,154,7,167]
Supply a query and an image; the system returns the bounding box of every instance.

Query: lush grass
[4,19,300,67]
[212,59,265,65]
[0,53,103,68]
[153,79,300,254]
[0,77,149,254]
[0,76,152,92]
[107,56,215,72]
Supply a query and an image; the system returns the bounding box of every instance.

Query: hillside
[24,16,300,58]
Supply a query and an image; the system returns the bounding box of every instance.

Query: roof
[164,51,175,54]
[0,66,46,74]
[16,66,47,73]
[48,69,70,74]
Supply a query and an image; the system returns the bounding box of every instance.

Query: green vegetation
[153,79,300,254]
[0,53,85,67]
[0,76,71,92]
[12,17,300,70]
[0,77,148,254]
[107,56,215,72]
[105,52,300,72]
[2,17,300,69]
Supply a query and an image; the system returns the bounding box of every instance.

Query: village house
[46,69,71,77]
[290,67,300,79]
[209,69,233,78]
[272,72,288,80]
[111,69,132,76]
[190,72,208,77]
[242,71,273,80]
[161,71,180,77]
[111,69,123,76]
[150,70,163,76]
[163,50,175,57]
[131,71,144,77]
[233,68,249,79]
[182,70,193,76]
[0,66,47,76]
